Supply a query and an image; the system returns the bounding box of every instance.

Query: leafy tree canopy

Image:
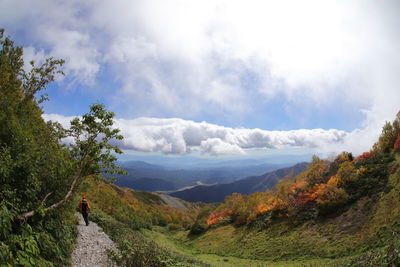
[0,29,125,265]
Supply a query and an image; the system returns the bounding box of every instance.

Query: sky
[1,0,399,161]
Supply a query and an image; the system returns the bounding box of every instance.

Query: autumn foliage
[207,210,234,226]
[199,112,400,231]
[203,151,380,229]
[255,196,287,216]
[356,152,374,161]
[394,136,400,152]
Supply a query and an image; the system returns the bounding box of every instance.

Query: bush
[189,221,208,235]
[91,210,205,266]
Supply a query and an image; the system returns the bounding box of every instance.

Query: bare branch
[41,192,53,206]
[18,167,83,220]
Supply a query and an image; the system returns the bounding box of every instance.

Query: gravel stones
[71,213,118,267]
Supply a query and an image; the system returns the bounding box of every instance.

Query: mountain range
[115,160,290,192]
[169,162,308,203]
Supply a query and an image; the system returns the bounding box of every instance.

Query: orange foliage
[311,184,328,203]
[327,175,340,187]
[289,181,307,194]
[311,183,347,207]
[207,210,234,226]
[287,180,316,207]
[80,177,199,227]
[254,196,287,216]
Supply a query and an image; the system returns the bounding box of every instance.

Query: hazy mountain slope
[170,162,308,203]
[118,160,164,169]
[117,177,177,191]
[115,162,285,191]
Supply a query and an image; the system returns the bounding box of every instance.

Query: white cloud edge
[43,114,366,157]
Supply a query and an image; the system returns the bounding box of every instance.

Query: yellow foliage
[311,183,348,207]
[336,161,357,187]
[289,180,308,193]
[254,196,287,216]
[327,175,340,187]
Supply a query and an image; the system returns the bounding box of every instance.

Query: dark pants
[82,212,89,226]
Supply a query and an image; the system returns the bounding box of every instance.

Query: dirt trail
[71,213,117,267]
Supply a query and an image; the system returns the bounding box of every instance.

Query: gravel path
[71,213,118,267]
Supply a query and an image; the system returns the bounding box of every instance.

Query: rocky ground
[71,213,118,267]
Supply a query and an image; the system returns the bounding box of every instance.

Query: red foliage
[356,152,374,161]
[207,210,234,226]
[394,136,400,152]
[289,192,315,207]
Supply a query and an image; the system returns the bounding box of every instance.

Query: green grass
[147,203,399,266]
[130,190,165,205]
[143,228,342,266]
[149,158,400,267]
[90,209,209,266]
[172,222,360,261]
[75,155,400,266]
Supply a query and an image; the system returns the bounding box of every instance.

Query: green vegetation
[78,177,208,266]
[90,209,208,267]
[0,29,125,266]
[0,29,77,266]
[1,27,400,266]
[177,113,400,266]
[79,176,200,230]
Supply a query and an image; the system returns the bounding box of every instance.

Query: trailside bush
[91,210,206,267]
[0,29,78,266]
[189,221,208,235]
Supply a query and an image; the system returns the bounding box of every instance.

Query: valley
[2,5,400,266]
[114,160,290,192]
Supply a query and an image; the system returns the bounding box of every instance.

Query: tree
[0,29,75,265]
[19,104,126,219]
[297,155,329,186]
[311,183,348,213]
[0,29,127,265]
[373,113,400,153]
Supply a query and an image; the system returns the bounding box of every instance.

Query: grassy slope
[164,155,400,266]
[144,228,340,267]
[74,155,400,266]
[76,176,210,266]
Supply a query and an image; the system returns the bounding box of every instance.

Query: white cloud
[43,114,349,156]
[2,0,400,154]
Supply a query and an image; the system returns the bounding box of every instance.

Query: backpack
[81,201,89,213]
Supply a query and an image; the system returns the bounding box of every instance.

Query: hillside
[79,176,200,229]
[171,113,400,266]
[114,162,285,192]
[75,176,213,266]
[170,162,308,203]
[1,30,399,267]
[84,119,400,266]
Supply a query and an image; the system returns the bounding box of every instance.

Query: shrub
[189,221,208,235]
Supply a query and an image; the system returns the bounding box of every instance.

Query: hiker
[78,197,91,226]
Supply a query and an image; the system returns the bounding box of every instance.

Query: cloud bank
[2,0,400,155]
[44,114,348,156]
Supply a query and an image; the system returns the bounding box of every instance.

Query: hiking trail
[71,213,118,267]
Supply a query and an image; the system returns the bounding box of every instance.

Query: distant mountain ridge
[118,160,164,169]
[169,162,308,203]
[115,161,288,192]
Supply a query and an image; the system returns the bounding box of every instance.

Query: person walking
[78,197,91,226]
